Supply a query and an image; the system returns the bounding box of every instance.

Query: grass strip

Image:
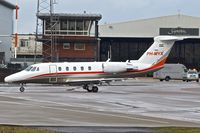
[0,125,58,133]
[152,127,200,133]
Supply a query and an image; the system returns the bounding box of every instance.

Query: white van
[153,64,188,81]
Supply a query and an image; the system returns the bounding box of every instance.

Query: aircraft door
[49,65,57,83]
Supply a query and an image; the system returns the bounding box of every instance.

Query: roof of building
[0,0,16,9]
[99,14,200,38]
[38,13,102,20]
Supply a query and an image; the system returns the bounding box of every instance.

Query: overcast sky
[7,0,200,33]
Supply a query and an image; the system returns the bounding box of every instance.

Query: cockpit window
[25,66,33,71]
[31,67,37,72]
[36,67,39,71]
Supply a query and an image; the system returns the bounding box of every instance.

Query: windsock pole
[14,0,19,58]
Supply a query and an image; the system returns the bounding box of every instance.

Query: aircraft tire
[87,88,93,92]
[83,84,89,90]
[20,86,25,92]
[92,86,98,93]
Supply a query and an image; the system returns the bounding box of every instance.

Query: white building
[0,1,15,64]
[11,34,43,67]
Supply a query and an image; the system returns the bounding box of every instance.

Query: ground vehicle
[153,64,188,81]
[183,69,199,82]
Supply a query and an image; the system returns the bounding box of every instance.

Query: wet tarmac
[0,78,200,132]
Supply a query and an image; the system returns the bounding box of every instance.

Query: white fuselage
[4,61,160,84]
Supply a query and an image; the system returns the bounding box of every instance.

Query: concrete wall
[0,4,13,64]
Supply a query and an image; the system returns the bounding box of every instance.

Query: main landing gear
[19,84,25,92]
[83,84,99,93]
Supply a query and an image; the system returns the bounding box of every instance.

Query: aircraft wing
[65,78,126,86]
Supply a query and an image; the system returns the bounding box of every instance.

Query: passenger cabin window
[58,67,62,71]
[31,67,36,72]
[88,66,91,71]
[81,66,84,71]
[73,67,76,71]
[66,67,69,71]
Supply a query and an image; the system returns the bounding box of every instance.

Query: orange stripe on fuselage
[128,57,167,73]
[30,71,105,79]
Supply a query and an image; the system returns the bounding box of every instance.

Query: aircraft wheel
[20,86,25,92]
[92,86,98,93]
[87,88,93,92]
[83,85,92,92]
[83,84,89,90]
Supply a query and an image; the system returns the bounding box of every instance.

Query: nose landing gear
[19,84,25,92]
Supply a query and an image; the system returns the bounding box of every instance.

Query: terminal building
[99,14,200,69]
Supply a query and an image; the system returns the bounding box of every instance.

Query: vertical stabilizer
[138,36,184,65]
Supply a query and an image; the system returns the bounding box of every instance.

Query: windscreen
[25,66,33,71]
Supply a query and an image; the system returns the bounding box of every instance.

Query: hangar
[0,1,15,64]
[99,14,200,69]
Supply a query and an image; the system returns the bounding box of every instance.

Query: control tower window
[69,20,75,30]
[44,19,93,36]
[76,20,84,31]
[45,19,51,30]
[61,20,68,30]
[84,20,90,30]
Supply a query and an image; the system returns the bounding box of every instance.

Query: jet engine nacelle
[103,62,129,73]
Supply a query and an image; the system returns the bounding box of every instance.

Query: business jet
[5,36,184,93]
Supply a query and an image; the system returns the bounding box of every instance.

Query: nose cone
[4,72,24,83]
[4,75,15,83]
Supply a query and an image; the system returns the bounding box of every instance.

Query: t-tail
[138,36,185,67]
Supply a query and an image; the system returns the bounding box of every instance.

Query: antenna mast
[14,0,19,58]
[35,0,58,62]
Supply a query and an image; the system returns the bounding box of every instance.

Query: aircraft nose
[4,72,26,83]
[4,75,13,83]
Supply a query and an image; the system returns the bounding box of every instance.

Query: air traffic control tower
[37,13,102,62]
